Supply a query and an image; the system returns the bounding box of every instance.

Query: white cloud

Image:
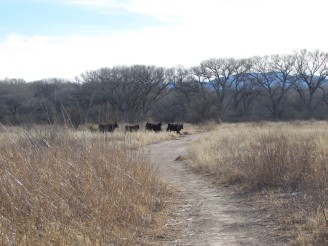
[0,0,327,81]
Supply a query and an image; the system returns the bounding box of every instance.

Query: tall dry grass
[187,121,328,244]
[189,121,327,188]
[0,125,172,245]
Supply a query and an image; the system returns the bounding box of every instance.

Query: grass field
[3,121,326,244]
[187,121,328,245]
[0,124,187,245]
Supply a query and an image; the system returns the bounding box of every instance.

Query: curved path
[145,134,279,246]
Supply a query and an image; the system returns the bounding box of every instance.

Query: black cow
[167,123,184,134]
[125,124,140,132]
[145,122,162,132]
[99,123,119,133]
[99,124,106,133]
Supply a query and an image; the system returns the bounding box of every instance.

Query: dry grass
[0,125,175,245]
[187,121,328,245]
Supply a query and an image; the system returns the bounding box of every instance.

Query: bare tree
[28,79,78,125]
[167,66,193,102]
[168,65,218,122]
[250,54,296,120]
[294,49,328,118]
[190,65,220,121]
[158,66,191,121]
[200,58,247,119]
[0,80,32,124]
[232,73,262,118]
[76,65,171,123]
[228,58,261,117]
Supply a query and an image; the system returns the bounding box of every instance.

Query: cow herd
[98,122,184,134]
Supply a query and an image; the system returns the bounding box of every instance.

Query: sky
[0,0,327,81]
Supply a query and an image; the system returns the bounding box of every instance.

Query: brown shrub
[239,131,326,190]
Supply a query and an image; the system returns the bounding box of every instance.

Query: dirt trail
[146,134,279,246]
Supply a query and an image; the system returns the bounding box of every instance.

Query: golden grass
[187,121,328,244]
[188,121,328,186]
[0,125,175,245]
[291,213,324,246]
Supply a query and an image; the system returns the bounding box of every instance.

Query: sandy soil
[145,134,285,246]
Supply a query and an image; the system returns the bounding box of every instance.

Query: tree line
[0,49,327,126]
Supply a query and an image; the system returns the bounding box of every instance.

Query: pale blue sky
[0,0,165,36]
[0,0,326,81]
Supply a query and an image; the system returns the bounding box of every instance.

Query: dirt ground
[145,134,289,246]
